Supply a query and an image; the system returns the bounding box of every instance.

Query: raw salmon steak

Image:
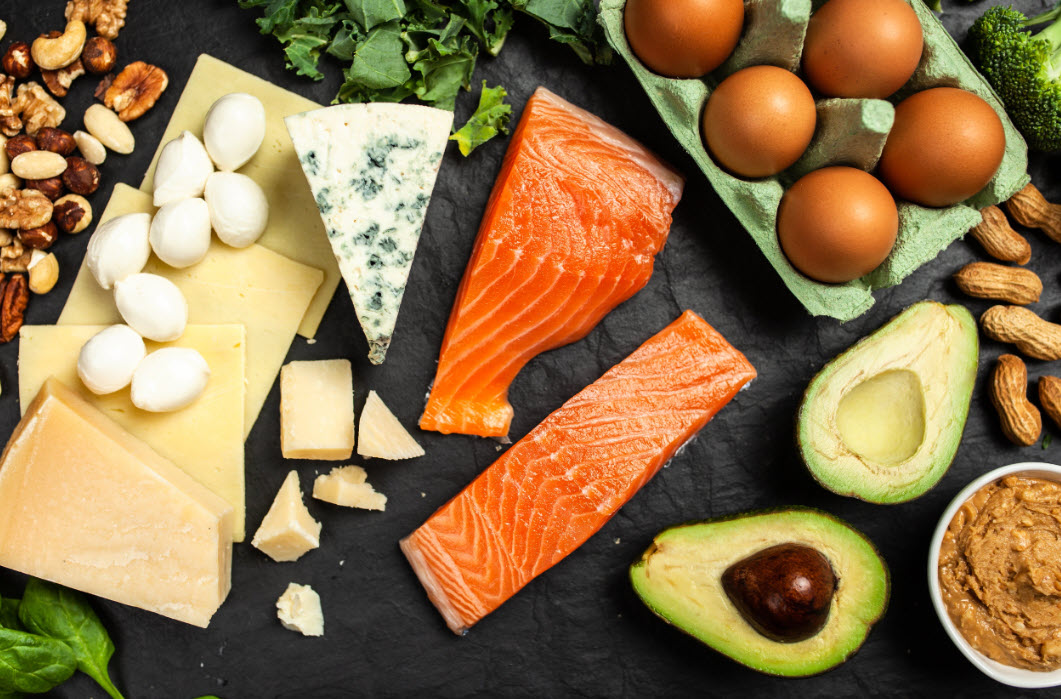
[402,310,756,634]
[419,87,684,437]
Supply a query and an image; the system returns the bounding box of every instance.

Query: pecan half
[0,273,29,342]
[104,62,168,121]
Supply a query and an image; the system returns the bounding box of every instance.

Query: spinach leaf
[451,82,511,155]
[18,579,125,699]
[344,0,407,30]
[0,600,22,632]
[0,628,76,694]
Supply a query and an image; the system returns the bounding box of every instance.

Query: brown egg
[702,66,817,178]
[624,0,744,78]
[877,87,1006,207]
[778,166,898,283]
[802,0,924,99]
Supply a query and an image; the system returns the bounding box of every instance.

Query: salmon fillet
[419,87,685,437]
[402,310,756,634]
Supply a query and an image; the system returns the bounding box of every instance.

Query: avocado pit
[722,543,837,643]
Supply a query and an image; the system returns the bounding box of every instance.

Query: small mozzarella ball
[77,325,146,395]
[86,212,152,290]
[153,131,214,207]
[150,197,212,268]
[203,93,266,171]
[131,347,211,412]
[114,273,188,342]
[204,172,269,248]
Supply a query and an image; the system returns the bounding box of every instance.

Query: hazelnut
[18,220,58,250]
[24,177,65,201]
[53,193,92,233]
[36,127,76,156]
[61,156,99,195]
[5,135,36,160]
[2,42,34,79]
[81,36,116,75]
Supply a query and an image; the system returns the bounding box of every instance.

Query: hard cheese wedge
[251,470,321,563]
[280,359,355,460]
[139,53,340,338]
[358,390,424,460]
[58,184,323,440]
[0,378,234,628]
[286,103,453,364]
[19,324,248,541]
[419,87,684,438]
[402,310,756,634]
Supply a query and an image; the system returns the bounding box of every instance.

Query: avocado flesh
[630,509,889,677]
[797,301,978,504]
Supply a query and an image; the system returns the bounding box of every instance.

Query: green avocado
[630,508,888,677]
[797,301,978,504]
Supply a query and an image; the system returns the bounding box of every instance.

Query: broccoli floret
[967,2,1061,152]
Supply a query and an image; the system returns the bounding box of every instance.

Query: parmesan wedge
[358,390,424,460]
[312,466,386,511]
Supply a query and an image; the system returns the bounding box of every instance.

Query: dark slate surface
[1,0,1060,696]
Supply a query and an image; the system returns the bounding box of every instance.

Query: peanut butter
[939,475,1061,671]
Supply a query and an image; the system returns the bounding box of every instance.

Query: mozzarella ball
[203,93,266,171]
[204,172,269,248]
[114,273,188,342]
[85,212,152,290]
[77,325,146,395]
[131,347,211,412]
[153,131,214,207]
[150,197,212,268]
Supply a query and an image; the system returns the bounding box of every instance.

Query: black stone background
[1,0,1060,696]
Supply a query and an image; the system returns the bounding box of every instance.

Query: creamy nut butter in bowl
[929,462,1061,688]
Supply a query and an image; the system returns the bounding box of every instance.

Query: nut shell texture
[203,93,266,171]
[153,130,213,207]
[77,324,145,394]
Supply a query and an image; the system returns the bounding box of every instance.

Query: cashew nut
[31,20,86,71]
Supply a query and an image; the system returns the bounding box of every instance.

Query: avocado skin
[630,507,890,678]
[796,301,978,504]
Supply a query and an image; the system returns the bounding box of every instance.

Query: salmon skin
[401,310,756,634]
[419,87,685,438]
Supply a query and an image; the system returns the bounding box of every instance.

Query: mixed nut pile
[956,184,1061,446]
[0,0,164,342]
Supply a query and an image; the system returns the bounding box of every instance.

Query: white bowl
[928,461,1061,688]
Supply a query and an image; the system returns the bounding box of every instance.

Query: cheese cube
[312,466,386,511]
[251,471,321,562]
[280,360,355,459]
[0,378,234,628]
[276,583,323,637]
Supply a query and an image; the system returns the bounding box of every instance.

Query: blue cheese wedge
[286,104,452,364]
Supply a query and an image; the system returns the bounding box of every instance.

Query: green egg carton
[599,0,1030,321]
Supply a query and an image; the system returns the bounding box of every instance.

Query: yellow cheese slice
[0,378,234,628]
[58,183,324,441]
[19,324,248,542]
[139,53,340,339]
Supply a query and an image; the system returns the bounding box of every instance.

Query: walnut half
[66,0,128,40]
[104,61,167,121]
[0,189,53,230]
[14,83,65,136]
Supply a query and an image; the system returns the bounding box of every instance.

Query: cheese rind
[140,54,341,339]
[19,324,248,541]
[276,583,324,637]
[280,360,355,460]
[358,390,424,460]
[252,471,321,562]
[286,103,453,364]
[0,378,234,628]
[58,183,323,440]
[312,466,387,511]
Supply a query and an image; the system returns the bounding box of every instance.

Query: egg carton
[598,0,1030,321]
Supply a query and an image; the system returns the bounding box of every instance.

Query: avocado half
[630,508,889,677]
[797,301,978,504]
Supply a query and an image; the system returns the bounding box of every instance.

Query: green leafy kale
[451,82,512,154]
[239,0,609,153]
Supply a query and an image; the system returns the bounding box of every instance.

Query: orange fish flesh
[419,86,685,438]
[402,310,756,634]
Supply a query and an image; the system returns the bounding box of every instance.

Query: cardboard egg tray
[599,0,1030,321]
